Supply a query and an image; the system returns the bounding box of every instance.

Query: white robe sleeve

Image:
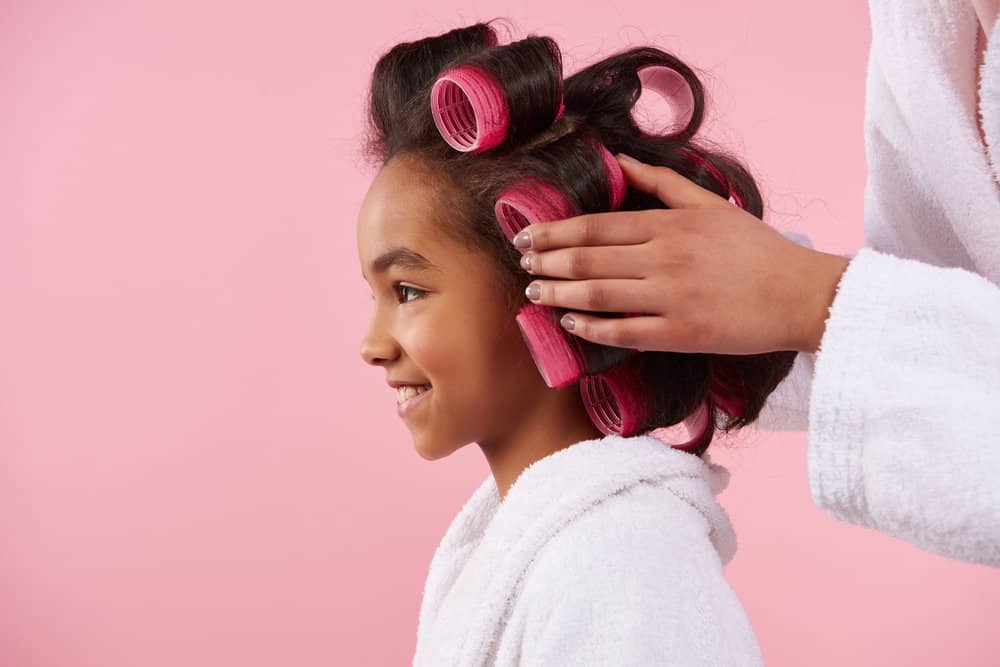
[797,247,1000,566]
[753,349,816,432]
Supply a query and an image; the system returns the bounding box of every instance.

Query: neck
[478,385,603,502]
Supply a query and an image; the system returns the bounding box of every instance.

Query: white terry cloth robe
[412,435,764,667]
[757,0,1000,566]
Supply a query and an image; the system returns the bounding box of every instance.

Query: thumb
[615,153,729,209]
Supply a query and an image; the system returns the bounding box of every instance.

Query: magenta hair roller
[430,65,566,154]
[668,397,713,451]
[515,303,637,388]
[498,140,640,389]
[579,359,713,448]
[594,138,627,210]
[579,356,648,436]
[580,360,714,445]
[679,146,745,209]
[494,141,625,244]
[431,65,511,153]
[494,179,574,241]
[707,359,748,419]
[501,172,609,389]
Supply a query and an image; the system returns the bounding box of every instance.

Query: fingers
[557,313,674,352]
[615,153,732,210]
[525,278,657,314]
[558,311,709,354]
[516,210,656,252]
[520,244,648,280]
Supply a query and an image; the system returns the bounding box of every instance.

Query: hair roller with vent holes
[633,64,696,139]
[430,37,566,153]
[504,141,636,394]
[493,139,690,443]
[581,358,713,451]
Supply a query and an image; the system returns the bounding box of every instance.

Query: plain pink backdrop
[3,1,999,665]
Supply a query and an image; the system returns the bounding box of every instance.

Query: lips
[397,386,432,418]
[396,384,431,403]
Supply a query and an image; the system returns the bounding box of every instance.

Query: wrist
[797,251,851,353]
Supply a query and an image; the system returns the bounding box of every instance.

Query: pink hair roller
[632,65,744,208]
[494,141,624,243]
[580,358,713,448]
[581,366,714,445]
[679,146,745,209]
[494,179,574,241]
[515,303,636,388]
[430,64,565,153]
[666,397,713,450]
[707,359,748,418]
[633,64,696,139]
[431,65,509,153]
[500,142,640,392]
[579,356,648,436]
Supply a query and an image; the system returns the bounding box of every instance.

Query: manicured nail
[513,230,532,248]
[560,314,575,330]
[525,282,541,301]
[520,252,533,272]
[616,153,639,164]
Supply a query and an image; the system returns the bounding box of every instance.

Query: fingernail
[513,230,532,248]
[560,314,575,330]
[525,282,541,301]
[616,153,639,164]
[520,252,533,272]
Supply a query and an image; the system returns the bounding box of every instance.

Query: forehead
[357,155,443,270]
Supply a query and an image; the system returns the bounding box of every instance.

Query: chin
[411,435,461,461]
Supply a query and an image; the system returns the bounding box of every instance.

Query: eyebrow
[364,246,440,279]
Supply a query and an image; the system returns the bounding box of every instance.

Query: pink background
[3,1,999,665]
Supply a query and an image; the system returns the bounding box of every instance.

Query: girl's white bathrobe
[759,0,1000,566]
[412,435,764,666]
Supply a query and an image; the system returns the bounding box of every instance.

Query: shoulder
[510,482,762,665]
[527,480,726,594]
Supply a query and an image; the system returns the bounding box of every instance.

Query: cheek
[478,318,538,385]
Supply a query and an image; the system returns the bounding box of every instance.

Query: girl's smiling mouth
[397,385,433,418]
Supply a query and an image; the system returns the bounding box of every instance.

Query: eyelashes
[367,282,428,304]
[394,282,426,303]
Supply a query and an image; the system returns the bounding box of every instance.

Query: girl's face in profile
[357,153,548,459]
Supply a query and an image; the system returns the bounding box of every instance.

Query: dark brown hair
[361,20,797,457]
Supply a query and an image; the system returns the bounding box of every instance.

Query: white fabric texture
[412,435,764,666]
[757,0,1000,567]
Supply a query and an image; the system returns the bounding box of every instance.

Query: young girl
[357,21,796,666]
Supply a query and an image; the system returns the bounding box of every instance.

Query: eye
[394,282,426,303]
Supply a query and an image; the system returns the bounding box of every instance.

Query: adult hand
[515,154,852,355]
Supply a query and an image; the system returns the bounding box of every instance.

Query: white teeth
[397,385,430,404]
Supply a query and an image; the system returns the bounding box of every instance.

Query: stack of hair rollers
[429,45,747,449]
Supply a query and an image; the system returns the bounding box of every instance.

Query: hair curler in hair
[707,359,748,419]
[515,303,637,388]
[578,355,649,436]
[494,141,624,244]
[494,178,573,241]
[430,64,565,153]
[580,355,713,448]
[679,146,745,209]
[633,64,696,139]
[500,140,638,388]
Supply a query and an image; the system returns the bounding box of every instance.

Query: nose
[360,316,399,367]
